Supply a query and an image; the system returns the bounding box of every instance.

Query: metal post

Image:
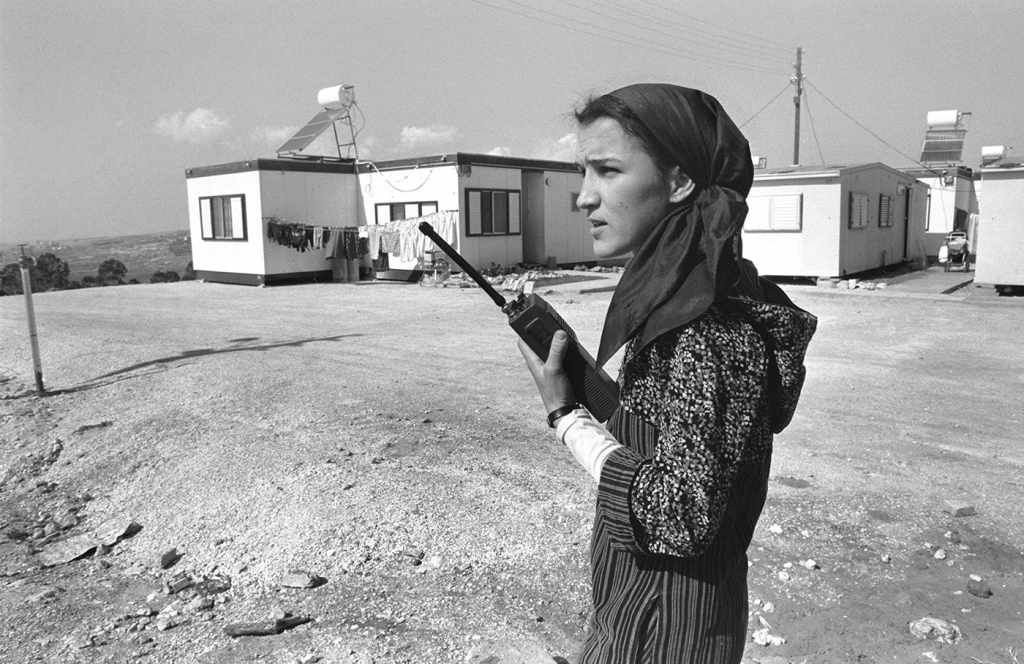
[792,46,803,166]
[18,246,45,394]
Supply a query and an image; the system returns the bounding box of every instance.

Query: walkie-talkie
[418,222,620,422]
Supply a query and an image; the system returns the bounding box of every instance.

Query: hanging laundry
[323,229,340,258]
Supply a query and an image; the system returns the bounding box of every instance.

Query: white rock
[908,617,962,644]
[751,627,786,646]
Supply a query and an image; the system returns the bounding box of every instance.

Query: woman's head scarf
[593,83,762,366]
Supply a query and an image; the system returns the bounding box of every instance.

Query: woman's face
[575,117,689,258]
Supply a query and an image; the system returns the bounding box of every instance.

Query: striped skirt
[577,408,769,663]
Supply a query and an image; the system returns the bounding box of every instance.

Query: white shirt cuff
[554,409,623,482]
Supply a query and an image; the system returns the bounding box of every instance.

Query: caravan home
[741,163,928,278]
[185,153,594,285]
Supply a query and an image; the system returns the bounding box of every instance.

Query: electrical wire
[802,87,826,166]
[467,0,783,75]
[633,0,793,51]
[513,0,788,73]
[492,0,783,73]
[804,79,943,176]
[737,82,791,129]
[356,159,436,194]
[577,0,793,65]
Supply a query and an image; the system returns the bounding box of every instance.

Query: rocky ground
[0,272,1022,663]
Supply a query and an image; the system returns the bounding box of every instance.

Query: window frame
[848,192,870,230]
[464,188,522,237]
[878,194,894,228]
[199,194,248,241]
[373,201,439,224]
[743,193,804,233]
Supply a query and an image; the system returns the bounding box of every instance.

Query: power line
[583,0,793,65]
[802,87,826,165]
[804,79,943,176]
[467,0,783,75]
[737,82,791,129]
[633,0,794,52]
[496,0,784,73]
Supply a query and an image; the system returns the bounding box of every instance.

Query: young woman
[519,84,817,663]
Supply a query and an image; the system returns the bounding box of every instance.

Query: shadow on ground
[32,334,364,397]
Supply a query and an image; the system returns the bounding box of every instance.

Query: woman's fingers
[545,330,569,375]
[518,331,577,413]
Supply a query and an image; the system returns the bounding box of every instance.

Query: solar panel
[920,129,966,165]
[276,107,349,155]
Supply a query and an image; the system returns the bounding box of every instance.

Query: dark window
[493,192,509,233]
[200,195,247,241]
[481,193,493,233]
[374,201,439,224]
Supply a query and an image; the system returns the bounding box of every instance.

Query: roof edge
[186,158,357,178]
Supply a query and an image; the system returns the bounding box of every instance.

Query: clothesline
[366,210,458,262]
[265,217,365,259]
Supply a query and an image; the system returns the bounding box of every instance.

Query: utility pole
[792,46,803,166]
[17,245,45,394]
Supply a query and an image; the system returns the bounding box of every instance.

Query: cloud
[154,108,230,143]
[486,146,512,157]
[532,133,578,162]
[398,124,459,151]
[249,125,298,149]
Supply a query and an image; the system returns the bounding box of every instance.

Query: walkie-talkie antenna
[418,222,507,307]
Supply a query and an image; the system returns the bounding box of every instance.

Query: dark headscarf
[594,83,763,366]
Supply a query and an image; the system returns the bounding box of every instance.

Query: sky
[2,0,1023,243]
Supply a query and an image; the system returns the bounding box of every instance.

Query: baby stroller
[939,231,971,272]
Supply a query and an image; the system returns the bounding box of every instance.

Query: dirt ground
[0,273,1021,664]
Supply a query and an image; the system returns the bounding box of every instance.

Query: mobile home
[742,163,928,278]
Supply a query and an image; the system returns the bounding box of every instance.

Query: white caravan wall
[459,165,524,268]
[742,180,840,277]
[840,167,919,275]
[359,165,460,270]
[187,171,265,275]
[259,170,361,275]
[974,169,1024,286]
[541,171,594,264]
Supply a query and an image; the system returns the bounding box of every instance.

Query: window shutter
[771,194,802,231]
[468,191,482,234]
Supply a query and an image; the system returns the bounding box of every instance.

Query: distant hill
[0,230,192,284]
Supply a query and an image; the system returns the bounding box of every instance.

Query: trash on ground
[967,574,993,598]
[223,614,312,637]
[908,616,963,644]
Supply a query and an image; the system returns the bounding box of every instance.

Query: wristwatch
[547,403,582,428]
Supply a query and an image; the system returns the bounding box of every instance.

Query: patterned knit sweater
[600,296,817,559]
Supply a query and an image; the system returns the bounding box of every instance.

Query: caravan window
[878,194,894,227]
[744,194,803,232]
[465,189,521,236]
[848,192,870,229]
[199,195,247,241]
[374,201,438,224]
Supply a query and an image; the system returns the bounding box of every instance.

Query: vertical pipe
[18,252,45,394]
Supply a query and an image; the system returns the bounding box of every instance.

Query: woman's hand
[517,330,577,412]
